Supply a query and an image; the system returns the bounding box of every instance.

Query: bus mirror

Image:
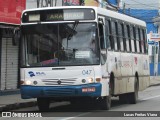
[98,18,104,25]
[13,28,21,46]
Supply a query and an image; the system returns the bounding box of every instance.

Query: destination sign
[22,8,95,23]
[46,12,84,21]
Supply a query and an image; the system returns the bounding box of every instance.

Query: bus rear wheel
[119,94,128,104]
[37,98,50,111]
[128,77,138,104]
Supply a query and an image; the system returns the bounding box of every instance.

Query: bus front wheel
[101,96,111,110]
[100,87,111,110]
[37,98,50,111]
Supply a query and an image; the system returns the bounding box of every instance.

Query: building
[153,10,160,32]
[0,0,26,90]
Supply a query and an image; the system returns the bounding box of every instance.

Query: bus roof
[97,7,146,27]
[22,6,146,27]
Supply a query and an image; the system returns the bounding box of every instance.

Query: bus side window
[138,28,142,53]
[105,20,111,49]
[115,22,120,50]
[124,24,130,52]
[127,25,132,52]
[99,23,105,49]
[108,20,114,50]
[130,26,134,52]
[136,27,140,53]
[133,26,137,53]
[142,29,147,54]
[111,21,118,51]
[118,23,123,51]
[140,29,144,53]
[121,23,126,51]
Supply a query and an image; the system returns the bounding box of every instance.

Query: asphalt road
[1,86,160,120]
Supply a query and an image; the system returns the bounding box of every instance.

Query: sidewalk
[150,76,160,86]
[0,76,160,111]
[0,93,37,111]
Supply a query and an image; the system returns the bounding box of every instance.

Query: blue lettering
[82,70,92,75]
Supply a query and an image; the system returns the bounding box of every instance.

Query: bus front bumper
[20,83,102,99]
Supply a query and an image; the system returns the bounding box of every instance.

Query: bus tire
[119,94,127,104]
[128,76,138,104]
[101,88,111,110]
[37,98,50,111]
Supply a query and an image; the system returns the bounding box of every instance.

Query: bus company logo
[28,71,35,77]
[28,71,46,77]
[57,80,62,85]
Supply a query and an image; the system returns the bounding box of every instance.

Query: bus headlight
[88,78,94,83]
[25,80,32,85]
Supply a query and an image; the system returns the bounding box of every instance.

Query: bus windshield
[21,22,100,67]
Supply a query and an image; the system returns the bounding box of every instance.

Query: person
[54,47,65,61]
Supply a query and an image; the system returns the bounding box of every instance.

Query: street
[0,85,159,119]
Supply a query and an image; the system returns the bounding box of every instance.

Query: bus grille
[45,88,75,96]
[41,78,77,86]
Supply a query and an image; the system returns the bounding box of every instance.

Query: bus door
[98,16,109,96]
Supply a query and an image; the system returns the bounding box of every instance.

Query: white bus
[20,6,150,111]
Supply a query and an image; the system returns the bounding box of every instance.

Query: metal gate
[1,38,19,90]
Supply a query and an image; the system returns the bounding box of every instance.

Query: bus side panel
[142,54,150,89]
[121,52,134,93]
[93,64,109,97]
[132,53,143,90]
[107,51,121,95]
[132,53,150,91]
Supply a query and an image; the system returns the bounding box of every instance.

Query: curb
[0,89,20,96]
[149,83,160,87]
[0,101,37,111]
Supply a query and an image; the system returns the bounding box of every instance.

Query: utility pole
[123,2,125,13]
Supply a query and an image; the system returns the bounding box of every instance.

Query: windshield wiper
[67,20,79,40]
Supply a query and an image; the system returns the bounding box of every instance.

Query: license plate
[82,87,95,92]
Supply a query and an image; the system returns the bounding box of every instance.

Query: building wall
[0,0,26,25]
[26,0,80,9]
[0,0,25,91]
